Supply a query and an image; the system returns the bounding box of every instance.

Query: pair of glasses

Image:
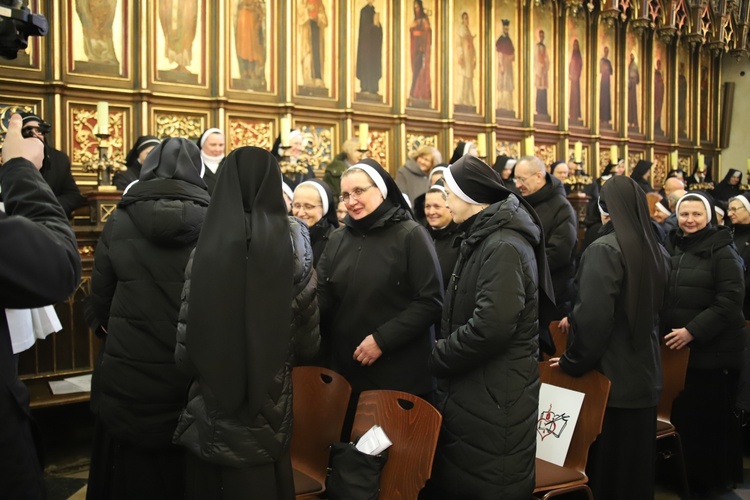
[514,174,537,185]
[340,184,375,202]
[729,206,747,213]
[21,126,45,138]
[292,203,321,212]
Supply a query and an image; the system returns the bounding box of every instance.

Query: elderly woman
[663,191,746,496]
[292,179,338,266]
[323,138,362,197]
[196,128,226,194]
[113,135,160,191]
[426,155,554,499]
[317,158,443,427]
[173,146,319,499]
[554,176,669,500]
[396,145,443,205]
[271,130,315,190]
[550,160,571,195]
[730,193,750,318]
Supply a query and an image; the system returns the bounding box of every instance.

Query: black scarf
[187,146,293,418]
[346,198,396,232]
[124,135,160,170]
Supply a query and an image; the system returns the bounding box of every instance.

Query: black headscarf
[187,146,293,418]
[449,141,475,165]
[630,159,652,181]
[550,161,567,175]
[492,154,511,174]
[599,176,668,339]
[297,178,338,228]
[138,138,204,185]
[348,157,414,218]
[125,135,160,170]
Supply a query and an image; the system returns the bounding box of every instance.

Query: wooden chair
[656,344,690,498]
[291,366,352,499]
[350,390,442,500]
[534,362,611,500]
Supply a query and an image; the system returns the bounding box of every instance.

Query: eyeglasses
[728,206,747,213]
[341,184,375,202]
[21,126,45,138]
[292,203,322,212]
[514,173,538,185]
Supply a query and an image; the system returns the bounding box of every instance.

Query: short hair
[517,155,545,174]
[411,145,442,165]
[341,138,360,157]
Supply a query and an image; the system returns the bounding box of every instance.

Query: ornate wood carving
[228,118,273,151]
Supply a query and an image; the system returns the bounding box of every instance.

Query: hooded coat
[713,169,743,202]
[395,158,430,206]
[429,194,542,499]
[630,160,654,193]
[90,138,211,448]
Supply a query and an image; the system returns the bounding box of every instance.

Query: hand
[558,317,570,334]
[353,334,383,367]
[664,328,694,350]
[548,357,560,368]
[2,114,44,169]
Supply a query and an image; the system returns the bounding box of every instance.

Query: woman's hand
[353,335,383,366]
[558,317,570,334]
[664,328,694,350]
[548,357,560,368]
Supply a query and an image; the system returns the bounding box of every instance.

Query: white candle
[477,135,486,158]
[525,135,534,155]
[97,101,109,135]
[697,153,705,171]
[280,116,291,146]
[574,141,582,163]
[359,123,369,150]
[610,145,618,164]
[670,151,678,169]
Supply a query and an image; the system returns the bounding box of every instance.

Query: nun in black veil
[113,135,160,191]
[425,155,555,499]
[554,176,670,500]
[173,146,319,499]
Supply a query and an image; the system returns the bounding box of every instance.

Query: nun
[412,164,449,226]
[423,183,460,289]
[292,179,338,266]
[491,154,519,192]
[713,168,743,202]
[196,128,226,194]
[426,155,555,499]
[630,159,654,193]
[271,131,316,189]
[553,176,670,500]
[173,146,319,499]
[448,140,478,165]
[316,158,443,428]
[113,135,160,191]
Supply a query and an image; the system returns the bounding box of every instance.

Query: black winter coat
[308,217,335,267]
[429,195,541,499]
[40,147,85,218]
[427,221,460,290]
[90,178,210,448]
[663,227,746,370]
[317,206,443,396]
[173,218,319,467]
[733,224,750,319]
[524,173,578,315]
[560,230,670,407]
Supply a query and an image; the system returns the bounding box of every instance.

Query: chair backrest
[350,390,442,500]
[548,321,567,359]
[538,362,611,473]
[290,366,352,484]
[657,345,690,423]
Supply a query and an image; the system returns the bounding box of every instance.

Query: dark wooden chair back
[657,345,690,424]
[290,366,352,491]
[350,390,442,500]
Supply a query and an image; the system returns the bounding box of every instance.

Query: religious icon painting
[228,0,275,93]
[352,0,390,105]
[597,23,617,132]
[1,0,43,73]
[532,2,556,124]
[68,0,130,80]
[452,0,483,115]
[653,38,670,138]
[405,0,439,110]
[677,41,691,140]
[493,0,521,121]
[699,50,712,143]
[566,13,588,128]
[294,0,337,99]
[625,25,643,135]
[153,0,208,88]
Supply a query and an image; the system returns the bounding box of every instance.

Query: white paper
[48,374,93,395]
[355,425,392,455]
[536,383,586,467]
[7,305,62,354]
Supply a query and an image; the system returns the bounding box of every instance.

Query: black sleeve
[90,218,117,330]
[48,151,85,218]
[0,158,81,308]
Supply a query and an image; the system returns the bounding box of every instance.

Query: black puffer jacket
[523,173,578,315]
[90,178,210,448]
[427,221,460,290]
[733,224,750,318]
[308,217,335,268]
[173,218,319,467]
[663,227,746,369]
[429,195,541,499]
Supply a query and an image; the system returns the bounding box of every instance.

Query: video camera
[0,1,48,60]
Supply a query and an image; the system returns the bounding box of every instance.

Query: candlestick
[359,123,369,151]
[280,116,291,147]
[574,141,582,163]
[524,135,534,155]
[97,101,109,135]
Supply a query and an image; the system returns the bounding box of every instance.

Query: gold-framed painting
[452,0,483,115]
[625,24,644,135]
[699,50,712,143]
[295,119,338,177]
[0,0,44,74]
[493,0,521,120]
[532,2,556,123]
[677,41,691,140]
[352,0,391,106]
[597,19,617,132]
[404,0,440,111]
[653,38,670,138]
[68,0,131,80]
[294,0,338,100]
[152,0,209,89]
[227,0,275,94]
[566,11,588,128]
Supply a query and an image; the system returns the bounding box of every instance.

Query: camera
[0,1,48,60]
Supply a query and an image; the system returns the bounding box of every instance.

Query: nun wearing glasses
[292,179,338,267]
[316,158,443,426]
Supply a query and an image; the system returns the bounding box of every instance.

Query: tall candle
[670,151,678,169]
[97,101,109,135]
[476,134,486,158]
[280,116,291,146]
[610,145,618,165]
[359,123,369,150]
[747,158,750,172]
[574,141,582,163]
[525,135,534,155]
[697,153,705,171]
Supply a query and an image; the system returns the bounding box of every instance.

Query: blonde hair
[410,145,442,166]
[341,138,360,158]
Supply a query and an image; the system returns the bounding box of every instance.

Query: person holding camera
[1,113,82,498]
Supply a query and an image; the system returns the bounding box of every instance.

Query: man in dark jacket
[19,112,85,218]
[0,114,81,499]
[515,155,578,317]
[323,138,361,197]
